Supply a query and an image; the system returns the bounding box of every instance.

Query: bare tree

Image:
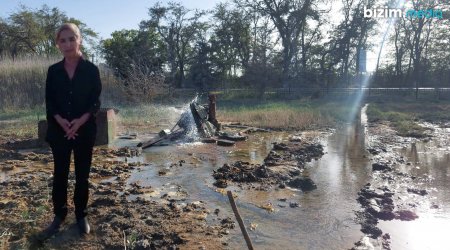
[236,0,317,88]
[145,2,206,88]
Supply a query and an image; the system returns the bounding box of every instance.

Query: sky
[0,0,222,40]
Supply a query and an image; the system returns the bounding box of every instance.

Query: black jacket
[45,57,102,145]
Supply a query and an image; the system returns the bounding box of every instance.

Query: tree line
[1,1,449,92]
[0,5,97,59]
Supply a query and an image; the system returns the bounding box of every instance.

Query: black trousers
[50,140,94,220]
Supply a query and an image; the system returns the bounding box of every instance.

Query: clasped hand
[55,114,89,140]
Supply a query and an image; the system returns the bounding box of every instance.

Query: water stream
[119,105,450,249]
[121,117,373,249]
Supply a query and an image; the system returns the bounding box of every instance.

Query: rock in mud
[357,184,398,221]
[220,217,235,229]
[289,202,299,208]
[358,185,387,200]
[289,169,301,176]
[372,208,396,221]
[202,138,216,143]
[361,223,383,239]
[407,188,428,196]
[95,147,141,158]
[158,170,168,176]
[372,162,392,172]
[134,239,151,249]
[91,197,118,207]
[367,146,386,155]
[217,139,235,146]
[289,135,302,142]
[290,143,324,163]
[287,177,317,191]
[213,179,228,188]
[430,203,440,209]
[218,132,247,141]
[273,142,289,151]
[213,161,268,183]
[382,233,391,250]
[264,150,282,166]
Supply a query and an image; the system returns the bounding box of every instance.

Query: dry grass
[0,56,57,111]
[217,102,340,130]
[0,56,172,112]
[0,56,133,112]
[98,66,129,107]
[218,110,333,130]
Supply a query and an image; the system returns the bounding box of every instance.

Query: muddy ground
[352,121,442,250]
[212,136,324,192]
[0,118,446,249]
[211,121,446,250]
[0,141,231,249]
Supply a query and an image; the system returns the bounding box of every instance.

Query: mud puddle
[122,122,372,249]
[355,109,450,249]
[376,127,450,250]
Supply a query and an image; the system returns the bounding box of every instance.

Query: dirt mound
[213,138,324,190]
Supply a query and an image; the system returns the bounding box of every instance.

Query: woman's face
[57,29,81,59]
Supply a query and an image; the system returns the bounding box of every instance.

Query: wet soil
[0,143,231,249]
[1,117,449,250]
[0,122,329,250]
[352,121,443,249]
[212,139,324,191]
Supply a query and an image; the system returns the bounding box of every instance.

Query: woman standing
[41,23,101,237]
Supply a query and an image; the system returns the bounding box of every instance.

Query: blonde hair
[55,23,81,42]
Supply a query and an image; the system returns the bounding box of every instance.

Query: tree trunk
[179,60,185,88]
[282,43,291,89]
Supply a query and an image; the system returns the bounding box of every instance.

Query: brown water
[125,114,450,249]
[122,121,373,249]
